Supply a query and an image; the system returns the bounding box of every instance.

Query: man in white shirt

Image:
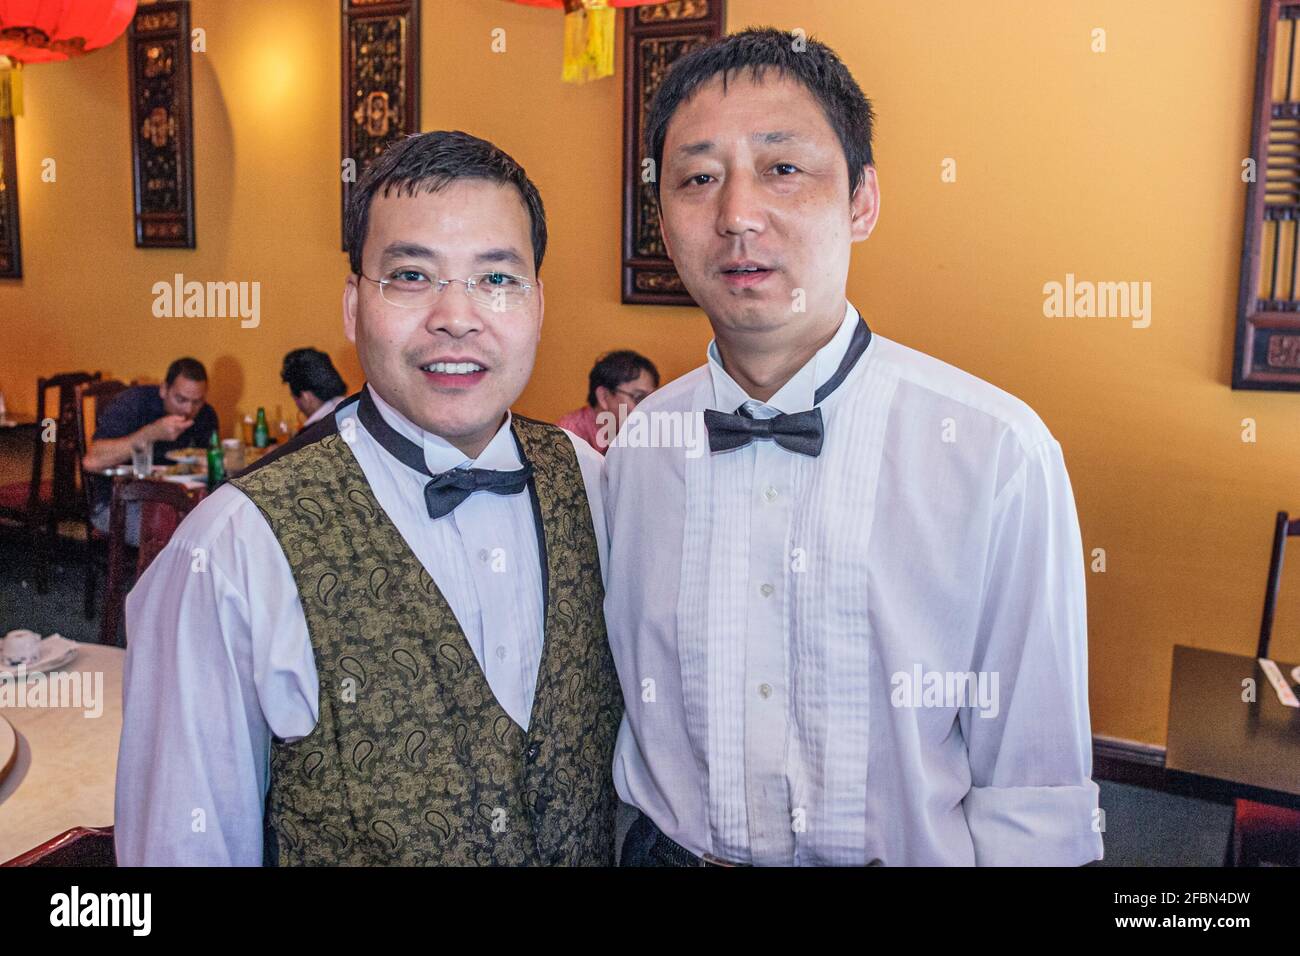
[115,131,622,866]
[604,28,1103,866]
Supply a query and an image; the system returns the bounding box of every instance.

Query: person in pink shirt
[557,350,659,454]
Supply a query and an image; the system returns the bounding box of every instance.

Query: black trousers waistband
[619,809,748,867]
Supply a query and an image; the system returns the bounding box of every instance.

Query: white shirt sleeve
[959,438,1104,866]
[562,428,608,588]
[113,485,317,866]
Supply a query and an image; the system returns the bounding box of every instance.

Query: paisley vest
[230,405,621,865]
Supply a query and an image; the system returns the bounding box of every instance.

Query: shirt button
[478,548,489,562]
[758,683,772,699]
[760,583,774,597]
[495,645,507,662]
[763,486,778,503]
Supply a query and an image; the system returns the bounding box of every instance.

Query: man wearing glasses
[557,350,660,454]
[115,131,623,865]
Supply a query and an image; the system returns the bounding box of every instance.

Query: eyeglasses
[613,387,652,404]
[360,269,535,311]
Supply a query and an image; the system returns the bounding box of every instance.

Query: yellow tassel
[0,61,22,119]
[562,1,615,85]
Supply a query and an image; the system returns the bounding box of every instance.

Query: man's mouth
[720,261,775,288]
[419,359,488,388]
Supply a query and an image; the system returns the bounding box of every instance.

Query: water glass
[131,440,154,479]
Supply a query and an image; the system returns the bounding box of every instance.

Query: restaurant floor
[0,532,1238,867]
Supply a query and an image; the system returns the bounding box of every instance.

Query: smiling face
[658,70,878,356]
[343,178,544,458]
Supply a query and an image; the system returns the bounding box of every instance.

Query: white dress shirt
[114,385,607,866]
[603,302,1102,866]
[301,393,345,428]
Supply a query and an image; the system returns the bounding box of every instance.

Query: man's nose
[716,173,765,237]
[424,283,485,337]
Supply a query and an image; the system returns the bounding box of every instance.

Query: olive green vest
[231,413,621,865]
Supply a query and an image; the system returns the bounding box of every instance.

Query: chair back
[1258,511,1300,659]
[1,826,115,867]
[74,379,129,522]
[99,478,196,645]
[33,371,99,520]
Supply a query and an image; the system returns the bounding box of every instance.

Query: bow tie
[704,406,824,457]
[704,313,872,458]
[422,465,532,520]
[356,386,533,519]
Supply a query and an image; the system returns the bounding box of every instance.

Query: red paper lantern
[0,0,138,64]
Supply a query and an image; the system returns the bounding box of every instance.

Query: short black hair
[345,130,548,276]
[165,357,207,387]
[587,350,660,407]
[644,27,875,204]
[281,348,347,401]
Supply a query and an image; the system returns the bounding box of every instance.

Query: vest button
[534,794,549,815]
[526,742,540,761]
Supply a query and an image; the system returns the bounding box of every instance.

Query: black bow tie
[704,406,825,456]
[357,387,532,519]
[705,314,872,457]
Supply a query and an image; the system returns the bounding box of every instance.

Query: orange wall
[1,0,1297,746]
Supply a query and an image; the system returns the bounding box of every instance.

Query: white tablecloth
[0,642,124,862]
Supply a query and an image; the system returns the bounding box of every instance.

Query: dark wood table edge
[1163,643,1300,810]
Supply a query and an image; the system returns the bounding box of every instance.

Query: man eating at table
[82,357,218,546]
[115,130,622,866]
[604,29,1103,866]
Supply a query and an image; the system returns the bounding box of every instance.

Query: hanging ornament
[0,55,19,119]
[505,0,666,84]
[0,0,139,117]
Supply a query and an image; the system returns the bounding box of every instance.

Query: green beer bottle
[253,407,270,448]
[206,430,226,489]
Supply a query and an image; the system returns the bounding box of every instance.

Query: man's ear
[158,383,168,404]
[343,274,359,344]
[849,165,881,243]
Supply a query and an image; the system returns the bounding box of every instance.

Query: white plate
[0,635,79,680]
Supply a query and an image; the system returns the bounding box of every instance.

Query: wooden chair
[1,826,115,866]
[74,379,128,619]
[0,371,99,592]
[1228,511,1300,866]
[99,478,196,646]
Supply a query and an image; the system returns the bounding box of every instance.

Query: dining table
[1165,644,1300,810]
[0,641,125,863]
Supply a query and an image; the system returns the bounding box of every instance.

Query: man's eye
[684,174,714,187]
[388,269,429,286]
[480,272,522,289]
[772,163,800,176]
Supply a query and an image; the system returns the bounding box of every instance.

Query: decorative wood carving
[341,0,420,249]
[0,117,19,278]
[621,0,724,305]
[128,0,195,248]
[1236,0,1300,389]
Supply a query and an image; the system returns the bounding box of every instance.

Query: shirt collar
[364,383,521,474]
[707,301,861,416]
[303,394,344,428]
